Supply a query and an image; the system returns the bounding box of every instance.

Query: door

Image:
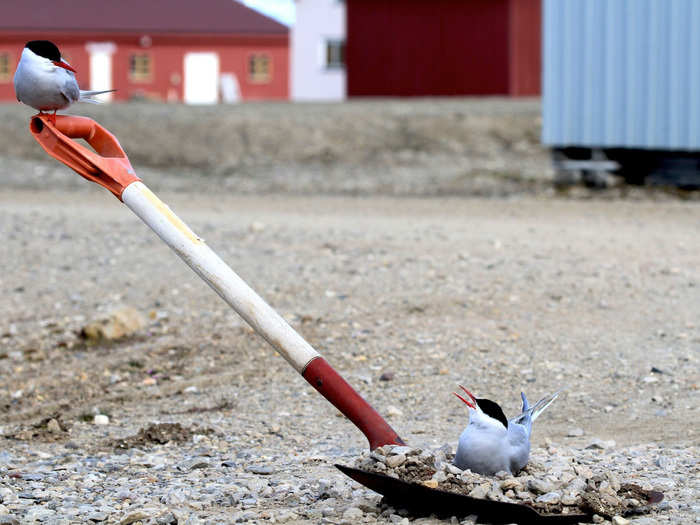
[184,52,220,104]
[87,42,115,101]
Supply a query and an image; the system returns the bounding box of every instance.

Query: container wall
[543,0,700,150]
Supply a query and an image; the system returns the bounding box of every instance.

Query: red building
[0,0,289,104]
[346,0,540,97]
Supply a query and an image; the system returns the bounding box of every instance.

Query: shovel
[29,114,598,523]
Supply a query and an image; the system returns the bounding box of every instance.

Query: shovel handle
[30,115,404,450]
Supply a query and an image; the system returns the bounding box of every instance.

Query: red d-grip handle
[30,114,139,200]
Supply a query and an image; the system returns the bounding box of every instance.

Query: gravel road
[0,187,697,524]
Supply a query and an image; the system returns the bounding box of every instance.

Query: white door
[184,52,219,104]
[87,42,115,102]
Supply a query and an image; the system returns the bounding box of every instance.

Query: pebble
[611,517,630,525]
[567,427,584,437]
[93,414,110,425]
[342,507,364,520]
[385,405,403,417]
[246,465,274,475]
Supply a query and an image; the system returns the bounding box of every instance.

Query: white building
[291,0,346,101]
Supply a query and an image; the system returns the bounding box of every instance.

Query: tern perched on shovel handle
[30,114,404,452]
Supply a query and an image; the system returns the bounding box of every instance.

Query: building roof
[0,0,288,35]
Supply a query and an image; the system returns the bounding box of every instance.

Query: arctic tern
[453,385,559,476]
[14,40,114,121]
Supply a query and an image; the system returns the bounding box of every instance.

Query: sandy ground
[0,100,697,523]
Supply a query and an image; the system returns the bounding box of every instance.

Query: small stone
[46,418,63,433]
[611,517,630,525]
[386,453,406,468]
[93,414,109,425]
[177,458,210,471]
[586,438,616,450]
[468,485,488,499]
[183,386,199,394]
[500,479,522,491]
[120,510,154,525]
[88,512,108,522]
[379,372,395,381]
[422,479,438,489]
[567,427,584,437]
[342,507,363,520]
[536,491,561,504]
[528,478,553,495]
[385,405,403,417]
[246,465,274,475]
[592,515,604,523]
[81,306,145,341]
[390,446,417,456]
[0,517,19,525]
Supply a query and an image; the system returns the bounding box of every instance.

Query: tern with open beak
[14,40,114,121]
[453,386,560,476]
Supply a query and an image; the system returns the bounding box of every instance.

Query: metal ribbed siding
[543,0,700,151]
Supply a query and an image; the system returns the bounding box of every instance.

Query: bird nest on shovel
[353,444,664,522]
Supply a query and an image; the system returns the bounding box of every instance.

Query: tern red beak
[454,385,477,409]
[53,60,76,73]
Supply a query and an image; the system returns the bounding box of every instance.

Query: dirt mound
[111,423,213,450]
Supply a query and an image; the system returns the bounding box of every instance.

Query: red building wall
[346,0,541,97]
[0,32,288,103]
[509,0,541,96]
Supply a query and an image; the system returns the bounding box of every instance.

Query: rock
[468,484,488,499]
[93,414,110,425]
[586,438,616,450]
[536,491,561,504]
[390,446,418,456]
[528,478,554,495]
[385,405,403,417]
[379,372,395,381]
[120,510,156,525]
[611,517,630,525]
[567,427,584,437]
[342,507,364,520]
[246,465,274,475]
[0,517,19,525]
[386,454,406,468]
[422,479,438,489]
[500,479,522,491]
[88,512,109,522]
[81,306,145,341]
[46,418,63,433]
[177,458,210,471]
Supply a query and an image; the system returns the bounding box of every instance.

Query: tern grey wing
[60,76,80,105]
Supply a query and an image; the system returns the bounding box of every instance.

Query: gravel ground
[0,189,697,525]
[0,100,698,524]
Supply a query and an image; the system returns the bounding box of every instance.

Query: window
[0,53,11,82]
[129,54,152,82]
[248,54,271,83]
[325,40,345,69]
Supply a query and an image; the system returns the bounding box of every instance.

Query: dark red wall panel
[347,0,511,97]
[509,0,541,96]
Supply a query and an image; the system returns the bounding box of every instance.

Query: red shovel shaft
[29,114,403,450]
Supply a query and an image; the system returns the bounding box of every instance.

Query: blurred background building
[291,0,346,101]
[346,0,540,97]
[0,0,289,104]
[543,0,700,187]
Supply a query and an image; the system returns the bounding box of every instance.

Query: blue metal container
[542,0,700,152]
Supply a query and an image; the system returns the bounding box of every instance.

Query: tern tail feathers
[79,89,116,103]
[513,390,560,426]
[529,390,560,422]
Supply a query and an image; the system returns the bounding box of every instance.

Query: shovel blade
[335,465,593,524]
